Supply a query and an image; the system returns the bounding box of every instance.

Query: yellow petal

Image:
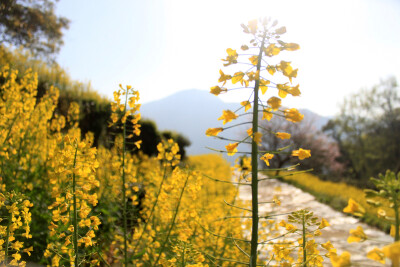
[276,132,291,140]
[232,72,245,84]
[284,43,300,51]
[225,142,239,156]
[240,101,252,112]
[205,127,223,137]
[275,26,286,35]
[367,248,385,264]
[262,108,273,121]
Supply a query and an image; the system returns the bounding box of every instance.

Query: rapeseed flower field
[1,18,399,267]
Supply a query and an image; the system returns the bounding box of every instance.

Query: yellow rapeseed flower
[218,69,232,85]
[277,84,288,98]
[292,148,311,160]
[288,84,301,96]
[275,26,286,35]
[284,108,304,123]
[267,96,281,110]
[347,226,367,243]
[249,55,259,66]
[232,71,245,84]
[330,251,351,267]
[276,132,291,140]
[225,142,239,156]
[240,101,252,112]
[319,218,330,229]
[367,248,385,264]
[210,85,227,96]
[321,241,335,252]
[260,153,274,166]
[218,110,238,125]
[222,48,238,66]
[343,198,365,216]
[205,127,223,137]
[259,79,270,94]
[264,43,281,57]
[253,132,262,145]
[382,241,400,266]
[283,42,300,51]
[262,108,273,121]
[278,60,298,83]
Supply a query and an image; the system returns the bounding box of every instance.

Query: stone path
[239,178,392,266]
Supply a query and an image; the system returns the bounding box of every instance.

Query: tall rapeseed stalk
[207,18,310,266]
[108,85,141,266]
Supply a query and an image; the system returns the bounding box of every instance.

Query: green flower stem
[302,214,307,267]
[4,211,12,264]
[122,89,129,266]
[153,172,190,266]
[181,242,186,267]
[394,198,399,242]
[250,34,266,267]
[72,145,79,267]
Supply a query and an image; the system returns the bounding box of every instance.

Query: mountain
[299,109,331,131]
[140,89,238,158]
[140,89,331,161]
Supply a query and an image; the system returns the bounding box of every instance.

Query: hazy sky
[56,0,400,116]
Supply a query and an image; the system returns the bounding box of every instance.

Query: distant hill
[140,89,331,162]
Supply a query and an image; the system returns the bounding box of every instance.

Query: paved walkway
[239,178,392,266]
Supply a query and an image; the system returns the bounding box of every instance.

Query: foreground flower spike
[206,18,308,266]
[281,209,333,266]
[108,84,142,266]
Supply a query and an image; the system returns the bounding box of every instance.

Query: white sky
[56,0,400,116]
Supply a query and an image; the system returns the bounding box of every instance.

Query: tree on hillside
[260,114,343,177]
[323,77,400,186]
[0,0,69,59]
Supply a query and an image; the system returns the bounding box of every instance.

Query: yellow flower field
[1,17,400,267]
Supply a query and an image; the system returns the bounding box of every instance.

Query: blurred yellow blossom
[292,148,311,160]
[343,198,365,216]
[347,226,367,243]
[225,142,239,156]
[218,110,238,124]
[205,127,223,137]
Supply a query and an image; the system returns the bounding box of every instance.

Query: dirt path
[239,178,392,266]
